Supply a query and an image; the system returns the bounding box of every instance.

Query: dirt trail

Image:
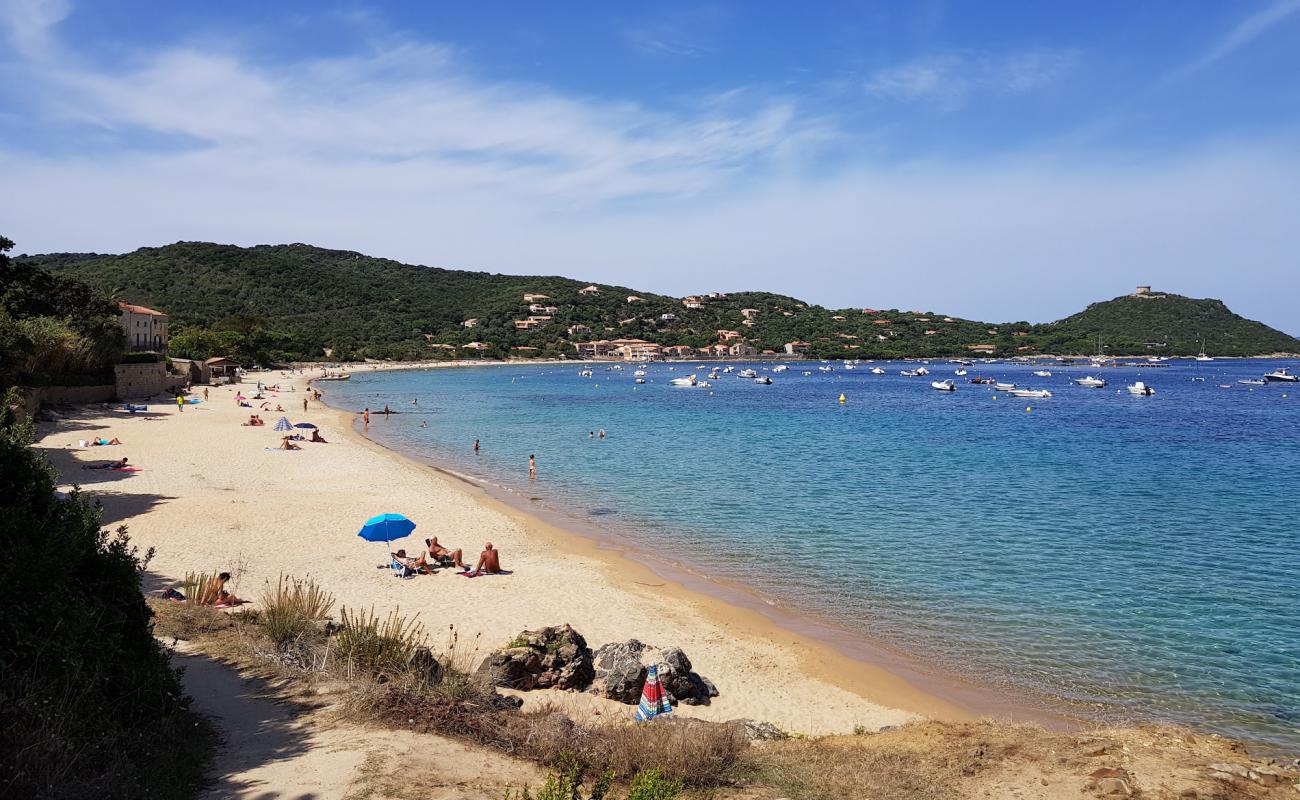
[175,646,539,799]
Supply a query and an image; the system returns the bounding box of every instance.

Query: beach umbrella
[358,512,416,568]
[274,416,293,432]
[634,664,673,722]
[293,422,318,429]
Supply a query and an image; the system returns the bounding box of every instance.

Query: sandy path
[37,372,957,736]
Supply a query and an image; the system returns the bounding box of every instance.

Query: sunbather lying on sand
[84,457,129,470]
[89,437,123,446]
[278,436,301,451]
[424,537,466,568]
[467,542,504,576]
[243,414,265,426]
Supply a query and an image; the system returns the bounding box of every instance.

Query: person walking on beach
[383,404,391,416]
[303,398,308,413]
[203,387,209,401]
[176,394,184,413]
[528,454,537,479]
[363,407,370,428]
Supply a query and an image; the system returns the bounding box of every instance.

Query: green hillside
[26,242,1300,361]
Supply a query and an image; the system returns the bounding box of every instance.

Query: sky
[2,1,1299,331]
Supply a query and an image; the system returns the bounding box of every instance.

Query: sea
[320,358,1300,751]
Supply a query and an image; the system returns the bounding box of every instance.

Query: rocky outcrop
[475,624,594,691]
[589,639,719,706]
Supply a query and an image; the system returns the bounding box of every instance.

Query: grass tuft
[259,574,335,645]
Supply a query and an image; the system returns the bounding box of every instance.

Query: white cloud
[1187,0,1300,74]
[864,50,1077,111]
[0,0,68,58]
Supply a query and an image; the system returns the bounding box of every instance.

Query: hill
[25,242,1300,361]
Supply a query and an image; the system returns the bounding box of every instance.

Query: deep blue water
[323,359,1300,750]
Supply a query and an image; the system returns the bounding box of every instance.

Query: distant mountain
[25,242,1300,361]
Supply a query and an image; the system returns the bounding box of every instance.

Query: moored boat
[1033,370,1052,377]
[931,379,956,392]
[994,382,1016,391]
[753,376,772,385]
[1127,381,1155,396]
[1074,376,1107,388]
[738,368,758,379]
[870,367,886,374]
[1009,388,1052,398]
[669,375,697,387]
[1264,368,1298,382]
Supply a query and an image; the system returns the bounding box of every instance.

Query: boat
[633,369,647,377]
[738,368,758,379]
[870,367,886,375]
[900,370,920,377]
[669,375,697,387]
[1127,381,1155,396]
[696,381,712,388]
[753,376,772,385]
[315,373,351,381]
[803,371,812,376]
[818,366,834,373]
[931,380,956,392]
[915,367,930,376]
[994,382,1016,391]
[953,369,967,376]
[707,371,721,380]
[634,378,646,384]
[1264,368,1299,382]
[1195,353,1214,362]
[772,365,789,373]
[578,369,593,377]
[723,366,734,373]
[1033,370,1052,378]
[1009,388,1052,398]
[1238,379,1267,386]
[1074,376,1107,388]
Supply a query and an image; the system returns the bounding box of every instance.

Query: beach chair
[390,558,418,579]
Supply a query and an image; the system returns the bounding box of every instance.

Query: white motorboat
[1033,370,1052,377]
[772,365,789,373]
[1009,388,1052,399]
[818,365,834,373]
[1264,368,1298,382]
[754,376,772,385]
[723,366,734,373]
[634,378,646,384]
[578,369,593,377]
[843,363,855,370]
[707,371,721,380]
[696,381,712,388]
[931,380,956,392]
[803,370,812,376]
[953,369,967,376]
[915,367,930,376]
[633,369,647,377]
[1238,379,1267,386]
[669,375,697,387]
[900,370,920,377]
[1127,381,1155,396]
[1074,376,1107,388]
[1195,353,1214,362]
[871,367,886,374]
[994,382,1017,391]
[738,368,758,379]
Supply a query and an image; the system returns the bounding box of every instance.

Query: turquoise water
[323,359,1300,750]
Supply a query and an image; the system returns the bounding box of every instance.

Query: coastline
[35,368,950,734]
[316,364,1072,729]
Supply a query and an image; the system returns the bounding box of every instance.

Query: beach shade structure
[634,664,673,722]
[358,513,416,568]
[273,416,293,432]
[293,422,318,429]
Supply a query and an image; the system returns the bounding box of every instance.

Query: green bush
[626,769,682,800]
[333,606,427,678]
[0,389,206,798]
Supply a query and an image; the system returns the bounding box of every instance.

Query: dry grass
[150,598,234,640]
[259,574,335,645]
[331,606,429,680]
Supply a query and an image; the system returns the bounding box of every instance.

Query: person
[383,404,391,416]
[176,394,184,412]
[202,572,242,607]
[391,548,431,575]
[412,397,418,406]
[310,429,328,443]
[203,387,209,401]
[528,454,537,479]
[89,437,122,446]
[468,542,504,576]
[589,431,594,439]
[363,408,370,426]
[85,456,128,470]
[598,429,605,440]
[473,439,480,453]
[279,436,301,451]
[424,537,466,569]
[420,420,427,428]
[303,398,308,412]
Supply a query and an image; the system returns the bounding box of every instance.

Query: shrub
[625,769,681,800]
[259,574,334,645]
[0,388,206,798]
[504,752,613,800]
[332,606,427,678]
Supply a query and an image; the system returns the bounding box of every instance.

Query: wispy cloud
[0,0,69,59]
[864,50,1077,111]
[1179,0,1300,77]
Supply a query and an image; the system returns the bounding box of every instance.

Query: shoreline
[317,367,1073,730]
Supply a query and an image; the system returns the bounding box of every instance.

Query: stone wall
[114,363,186,399]
[12,384,117,419]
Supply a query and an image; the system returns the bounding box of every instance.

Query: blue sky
[2,1,1299,331]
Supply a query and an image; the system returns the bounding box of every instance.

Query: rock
[486,692,524,711]
[410,646,443,683]
[475,624,594,691]
[590,640,650,703]
[1095,777,1131,796]
[588,639,719,706]
[1207,763,1252,781]
[735,719,788,741]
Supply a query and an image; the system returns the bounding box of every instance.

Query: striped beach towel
[634,664,672,722]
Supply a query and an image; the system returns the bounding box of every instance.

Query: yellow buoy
[1026,406,1032,412]
[838,393,846,404]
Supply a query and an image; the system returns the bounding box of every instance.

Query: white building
[118,302,168,352]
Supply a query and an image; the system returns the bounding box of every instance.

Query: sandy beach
[37,366,976,736]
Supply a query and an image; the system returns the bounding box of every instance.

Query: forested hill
[26,242,1300,362]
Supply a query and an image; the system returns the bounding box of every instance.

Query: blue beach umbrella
[358,513,416,567]
[294,422,318,429]
[274,416,293,432]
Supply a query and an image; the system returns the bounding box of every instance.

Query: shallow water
[323,359,1300,750]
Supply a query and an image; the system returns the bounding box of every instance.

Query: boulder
[734,719,788,741]
[588,639,719,706]
[475,624,594,691]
